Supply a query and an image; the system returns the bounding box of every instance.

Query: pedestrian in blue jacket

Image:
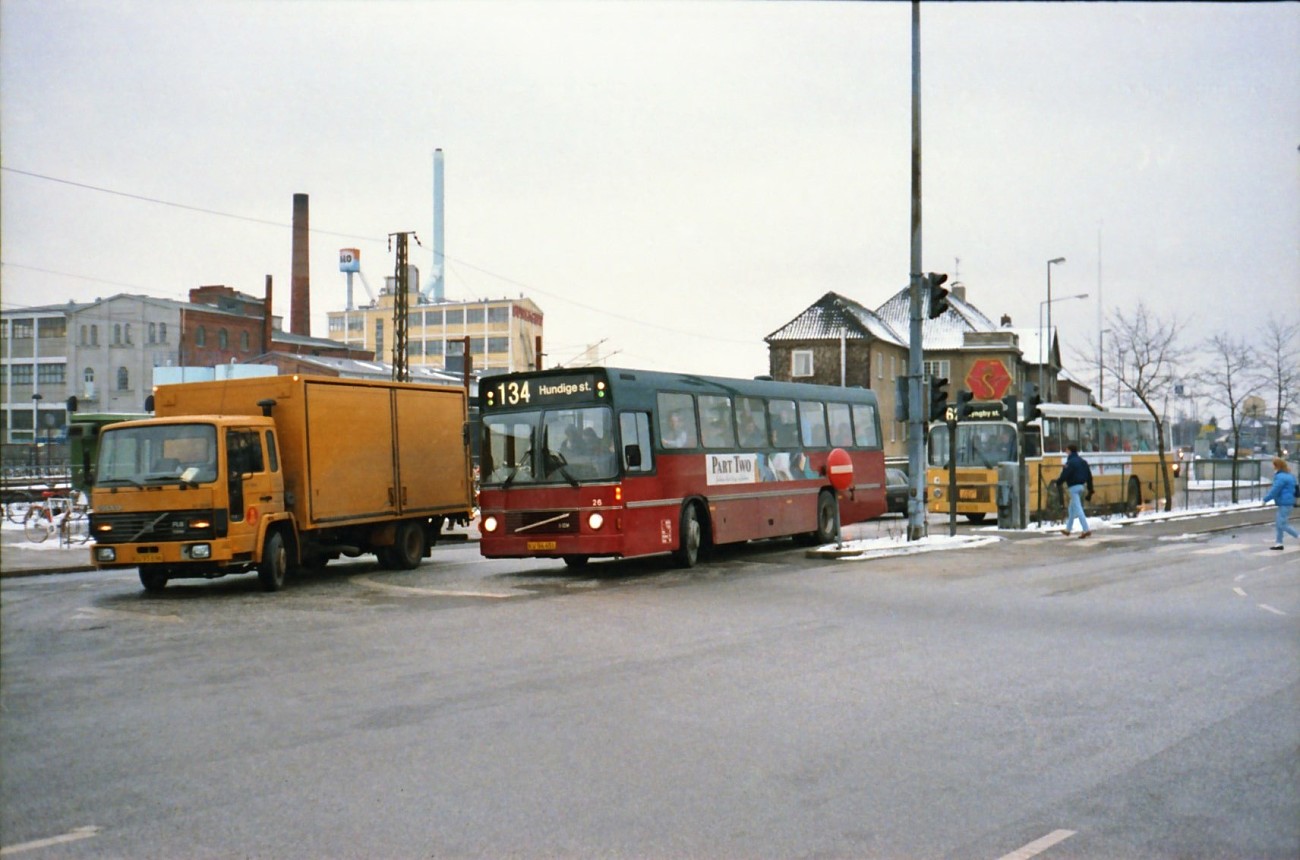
[1055,444,1094,538]
[1262,457,1298,550]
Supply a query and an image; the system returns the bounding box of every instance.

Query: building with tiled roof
[765,282,1084,459]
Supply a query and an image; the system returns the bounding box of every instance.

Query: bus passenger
[663,413,691,448]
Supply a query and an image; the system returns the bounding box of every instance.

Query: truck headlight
[95,547,117,562]
[187,544,212,560]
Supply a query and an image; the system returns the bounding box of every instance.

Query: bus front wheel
[672,504,703,569]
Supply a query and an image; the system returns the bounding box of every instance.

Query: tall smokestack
[432,149,445,302]
[291,193,310,336]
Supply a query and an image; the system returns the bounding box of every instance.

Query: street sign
[966,358,1013,401]
[826,448,853,491]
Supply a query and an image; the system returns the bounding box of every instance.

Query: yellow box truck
[89,375,474,592]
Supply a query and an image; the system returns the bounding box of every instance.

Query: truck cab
[90,415,288,590]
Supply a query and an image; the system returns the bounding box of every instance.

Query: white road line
[1233,587,1248,597]
[995,829,1077,860]
[1,826,100,855]
[352,575,519,600]
[1258,604,1287,617]
[1192,545,1244,556]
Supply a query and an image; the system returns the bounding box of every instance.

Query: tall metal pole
[1045,257,1065,402]
[389,231,420,383]
[906,0,926,541]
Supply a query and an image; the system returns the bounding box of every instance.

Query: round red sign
[826,448,853,491]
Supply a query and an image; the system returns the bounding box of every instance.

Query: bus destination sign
[483,374,604,409]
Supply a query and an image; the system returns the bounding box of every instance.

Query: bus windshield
[482,405,617,486]
[929,422,1019,469]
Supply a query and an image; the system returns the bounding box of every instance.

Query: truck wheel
[671,503,702,569]
[258,530,289,592]
[390,521,426,570]
[139,565,169,593]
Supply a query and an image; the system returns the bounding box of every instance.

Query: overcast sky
[2,1,1296,389]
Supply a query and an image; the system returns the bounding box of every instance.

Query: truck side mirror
[624,445,642,468]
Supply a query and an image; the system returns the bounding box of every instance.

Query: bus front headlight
[482,515,499,533]
[588,512,605,531]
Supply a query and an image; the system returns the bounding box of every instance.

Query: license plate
[959,489,978,500]
[527,541,557,551]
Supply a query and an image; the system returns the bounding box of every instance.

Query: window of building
[38,318,66,338]
[487,306,508,325]
[80,325,88,345]
[374,319,384,358]
[240,331,250,351]
[445,309,464,326]
[466,307,484,325]
[218,329,228,349]
[113,324,122,345]
[407,341,421,357]
[877,351,883,379]
[923,360,950,380]
[890,355,897,380]
[446,339,465,356]
[37,364,66,385]
[195,326,206,347]
[12,319,33,338]
[117,367,130,391]
[91,325,99,346]
[159,322,167,343]
[791,350,813,378]
[487,336,508,353]
[124,323,133,345]
[148,322,157,344]
[425,340,444,356]
[423,309,442,326]
[84,368,95,386]
[11,364,33,385]
[470,337,485,355]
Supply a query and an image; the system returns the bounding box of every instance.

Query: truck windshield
[97,423,220,486]
[482,406,617,486]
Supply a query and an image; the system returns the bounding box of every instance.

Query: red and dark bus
[477,366,886,568]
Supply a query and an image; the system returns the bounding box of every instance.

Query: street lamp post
[1038,291,1089,402]
[1041,257,1066,401]
[31,393,43,472]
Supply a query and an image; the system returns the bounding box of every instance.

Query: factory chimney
[430,149,445,302]
[291,193,311,336]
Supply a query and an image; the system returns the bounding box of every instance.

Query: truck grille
[90,510,219,544]
[504,510,578,536]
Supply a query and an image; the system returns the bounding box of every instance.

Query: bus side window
[1120,420,1137,451]
[620,412,653,472]
[851,402,880,448]
[656,392,698,449]
[769,400,799,448]
[1078,418,1098,452]
[827,403,854,447]
[698,395,736,449]
[1042,417,1061,453]
[799,401,828,448]
[736,396,768,448]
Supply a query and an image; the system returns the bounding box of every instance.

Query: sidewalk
[0,524,97,578]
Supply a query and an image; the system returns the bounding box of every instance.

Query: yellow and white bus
[926,402,1170,523]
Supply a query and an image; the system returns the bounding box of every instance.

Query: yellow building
[326,284,543,375]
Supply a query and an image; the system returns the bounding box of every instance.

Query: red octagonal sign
[966,358,1013,401]
[826,448,853,491]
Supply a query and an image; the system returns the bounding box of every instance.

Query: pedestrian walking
[1055,443,1094,538]
[1262,457,1298,550]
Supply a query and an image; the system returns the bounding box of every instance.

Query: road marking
[73,606,183,624]
[1,826,100,855]
[1192,545,1243,556]
[352,575,519,600]
[995,829,1077,860]
[1233,587,1248,597]
[1258,604,1287,617]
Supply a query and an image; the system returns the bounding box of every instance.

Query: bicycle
[21,492,88,545]
[4,490,35,524]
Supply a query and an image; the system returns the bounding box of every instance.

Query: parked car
[885,467,909,514]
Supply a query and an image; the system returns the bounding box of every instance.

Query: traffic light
[955,388,975,420]
[65,395,78,413]
[1000,394,1018,422]
[925,272,951,319]
[929,377,949,422]
[1022,382,1042,422]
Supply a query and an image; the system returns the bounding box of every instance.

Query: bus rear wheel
[563,555,589,569]
[672,503,703,569]
[964,513,987,524]
[1125,478,1141,516]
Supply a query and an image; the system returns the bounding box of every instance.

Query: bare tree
[1255,318,1300,457]
[1099,302,1190,511]
[1195,333,1257,503]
